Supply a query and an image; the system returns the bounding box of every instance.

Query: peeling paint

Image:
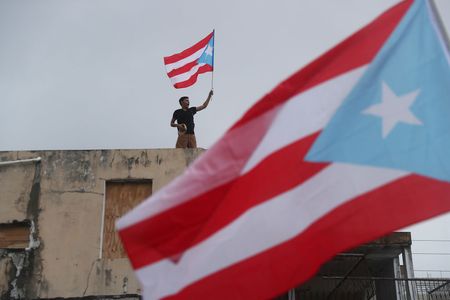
[22,161,43,299]
[9,279,24,299]
[0,156,42,299]
[26,220,40,251]
[6,251,28,299]
[122,277,128,294]
[8,253,25,277]
[0,149,205,299]
[45,151,97,190]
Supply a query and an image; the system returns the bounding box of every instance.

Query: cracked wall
[0,159,41,299]
[0,149,204,299]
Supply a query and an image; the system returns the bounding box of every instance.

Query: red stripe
[231,0,413,130]
[119,132,327,269]
[163,174,450,299]
[167,61,198,78]
[164,32,213,65]
[173,64,213,89]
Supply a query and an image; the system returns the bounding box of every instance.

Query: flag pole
[429,0,450,56]
[211,68,214,91]
[211,29,215,91]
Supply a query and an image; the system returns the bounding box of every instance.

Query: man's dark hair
[179,96,189,105]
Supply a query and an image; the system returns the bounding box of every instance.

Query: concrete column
[402,246,418,300]
[393,257,403,300]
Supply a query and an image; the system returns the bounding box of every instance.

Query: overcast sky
[1,0,450,277]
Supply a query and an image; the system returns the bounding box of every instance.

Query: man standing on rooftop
[170,89,213,148]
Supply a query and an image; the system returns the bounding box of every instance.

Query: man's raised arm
[196,90,214,112]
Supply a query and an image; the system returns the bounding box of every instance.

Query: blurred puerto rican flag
[119,1,450,299]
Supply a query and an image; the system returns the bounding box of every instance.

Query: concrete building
[286,232,418,300]
[0,149,204,299]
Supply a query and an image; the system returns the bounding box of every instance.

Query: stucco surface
[0,149,204,299]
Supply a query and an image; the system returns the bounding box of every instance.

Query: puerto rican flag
[119,0,450,299]
[163,31,214,89]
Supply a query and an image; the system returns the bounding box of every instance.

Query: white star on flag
[204,45,213,56]
[363,81,422,138]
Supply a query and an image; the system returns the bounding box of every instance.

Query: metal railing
[291,277,450,300]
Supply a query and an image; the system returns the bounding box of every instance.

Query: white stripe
[169,63,206,85]
[136,163,408,299]
[243,66,367,173]
[165,47,206,73]
[116,105,280,229]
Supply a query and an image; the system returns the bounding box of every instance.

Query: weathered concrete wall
[0,149,204,299]
[0,156,41,300]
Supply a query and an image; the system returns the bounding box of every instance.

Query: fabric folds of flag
[119,0,450,299]
[164,31,214,89]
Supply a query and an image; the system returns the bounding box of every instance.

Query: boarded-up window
[0,221,30,249]
[103,180,152,259]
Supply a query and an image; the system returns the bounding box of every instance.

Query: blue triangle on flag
[306,0,450,183]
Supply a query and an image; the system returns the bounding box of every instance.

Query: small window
[0,221,30,249]
[103,180,152,259]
